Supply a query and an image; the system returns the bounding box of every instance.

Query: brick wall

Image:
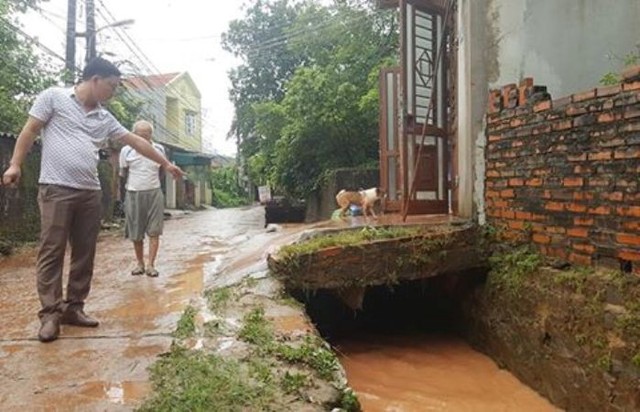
[485,67,640,271]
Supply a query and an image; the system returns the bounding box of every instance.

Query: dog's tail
[337,189,346,196]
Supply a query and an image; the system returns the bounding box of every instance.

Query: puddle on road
[101,252,215,334]
[77,380,150,406]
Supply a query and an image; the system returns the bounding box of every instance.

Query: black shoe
[38,319,60,342]
[61,309,99,327]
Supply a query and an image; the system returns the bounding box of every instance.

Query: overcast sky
[20,0,246,156]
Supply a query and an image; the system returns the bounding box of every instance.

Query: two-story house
[123,72,213,209]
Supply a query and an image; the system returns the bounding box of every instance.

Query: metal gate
[379,0,456,217]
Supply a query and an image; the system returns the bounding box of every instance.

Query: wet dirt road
[0,206,301,411]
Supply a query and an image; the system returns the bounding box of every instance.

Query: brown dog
[335,187,384,219]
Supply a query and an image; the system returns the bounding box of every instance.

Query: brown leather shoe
[38,319,60,342]
[61,309,99,327]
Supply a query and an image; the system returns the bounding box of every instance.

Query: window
[185,111,197,136]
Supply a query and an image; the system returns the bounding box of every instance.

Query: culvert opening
[288,269,558,411]
[288,268,488,343]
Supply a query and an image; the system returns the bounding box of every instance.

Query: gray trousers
[36,184,102,322]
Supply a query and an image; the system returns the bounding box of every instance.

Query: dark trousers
[36,184,102,322]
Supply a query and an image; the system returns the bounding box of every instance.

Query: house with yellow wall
[123,72,213,209]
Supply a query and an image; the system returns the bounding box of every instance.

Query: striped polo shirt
[29,87,129,190]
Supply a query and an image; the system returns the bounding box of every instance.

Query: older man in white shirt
[119,120,167,278]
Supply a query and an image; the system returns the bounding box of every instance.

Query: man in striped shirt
[2,57,184,342]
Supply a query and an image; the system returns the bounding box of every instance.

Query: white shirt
[30,87,129,190]
[119,143,165,191]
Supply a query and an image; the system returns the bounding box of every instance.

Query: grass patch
[138,345,273,412]
[205,286,233,312]
[488,245,542,297]
[238,307,339,380]
[239,307,274,348]
[280,371,309,394]
[173,306,197,339]
[273,335,339,380]
[279,226,421,259]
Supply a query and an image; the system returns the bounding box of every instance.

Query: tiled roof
[123,72,180,90]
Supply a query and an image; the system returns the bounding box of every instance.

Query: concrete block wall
[485,67,640,271]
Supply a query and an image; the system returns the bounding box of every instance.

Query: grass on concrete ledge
[278,226,421,259]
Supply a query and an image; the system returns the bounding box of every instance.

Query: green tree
[224,0,397,199]
[0,0,56,133]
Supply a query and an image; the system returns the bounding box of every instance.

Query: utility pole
[85,0,96,63]
[64,0,77,85]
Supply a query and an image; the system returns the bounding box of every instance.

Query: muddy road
[0,206,301,411]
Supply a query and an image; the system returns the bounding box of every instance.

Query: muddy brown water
[336,334,560,412]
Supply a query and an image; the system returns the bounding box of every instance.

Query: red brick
[624,106,640,119]
[617,206,640,217]
[589,206,611,215]
[486,209,501,218]
[573,89,597,102]
[486,190,500,199]
[623,81,640,92]
[588,151,612,161]
[508,220,525,230]
[573,165,592,174]
[567,203,588,213]
[614,148,640,159]
[515,211,532,220]
[500,189,515,198]
[527,178,543,187]
[547,247,568,260]
[569,253,592,266]
[533,100,551,112]
[616,233,640,247]
[574,217,594,226]
[623,221,640,231]
[488,134,503,142]
[568,228,589,238]
[533,234,551,244]
[618,249,640,262]
[588,178,609,187]
[531,214,547,222]
[620,122,640,133]
[487,170,500,178]
[566,105,588,116]
[512,140,524,148]
[552,119,573,131]
[563,177,584,187]
[601,192,624,202]
[501,210,516,219]
[567,153,587,162]
[545,202,565,212]
[573,192,594,201]
[597,84,622,97]
[510,118,524,127]
[509,178,524,187]
[597,112,618,123]
[573,243,596,254]
[621,65,640,82]
[542,190,552,199]
[487,90,503,114]
[502,84,518,109]
[545,226,566,234]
